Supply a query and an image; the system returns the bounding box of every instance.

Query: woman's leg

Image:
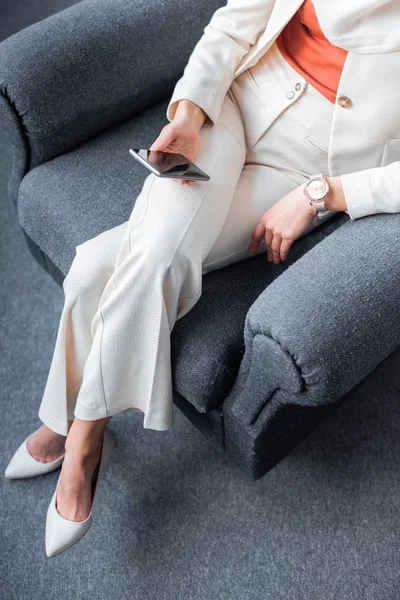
[56,415,111,521]
[38,42,334,519]
[63,90,248,432]
[37,220,131,438]
[37,90,248,520]
[28,221,129,461]
[39,67,334,447]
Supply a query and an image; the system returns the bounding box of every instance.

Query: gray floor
[1,3,400,600]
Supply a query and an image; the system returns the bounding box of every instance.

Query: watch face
[306,178,329,201]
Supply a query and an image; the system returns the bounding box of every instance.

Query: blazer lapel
[235,0,305,77]
[259,0,305,46]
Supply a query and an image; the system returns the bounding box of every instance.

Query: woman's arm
[326,160,400,220]
[325,176,347,212]
[339,162,400,220]
[173,100,207,131]
[248,164,400,263]
[149,98,206,186]
[166,0,277,127]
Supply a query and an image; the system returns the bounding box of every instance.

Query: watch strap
[313,200,329,213]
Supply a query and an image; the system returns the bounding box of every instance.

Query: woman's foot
[26,423,73,463]
[55,417,111,522]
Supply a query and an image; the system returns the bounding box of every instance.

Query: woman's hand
[248,184,317,263]
[149,100,206,186]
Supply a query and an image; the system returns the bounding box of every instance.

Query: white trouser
[38,42,335,436]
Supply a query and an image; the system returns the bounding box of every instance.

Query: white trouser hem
[39,400,174,435]
[38,406,70,437]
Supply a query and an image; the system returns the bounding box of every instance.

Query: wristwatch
[303,173,330,217]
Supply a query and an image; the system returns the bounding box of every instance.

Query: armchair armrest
[225,212,400,427]
[0,0,223,204]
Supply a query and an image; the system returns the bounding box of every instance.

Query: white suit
[38,1,400,435]
[167,0,400,220]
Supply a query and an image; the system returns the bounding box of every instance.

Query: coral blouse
[276,0,348,104]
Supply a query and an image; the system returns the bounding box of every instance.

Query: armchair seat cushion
[17,99,169,273]
[17,97,348,413]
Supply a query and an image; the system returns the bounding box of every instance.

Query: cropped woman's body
[6,0,400,556]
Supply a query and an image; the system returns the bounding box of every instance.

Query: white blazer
[166,0,400,220]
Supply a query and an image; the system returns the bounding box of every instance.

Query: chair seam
[251,330,307,391]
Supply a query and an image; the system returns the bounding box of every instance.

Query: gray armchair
[1,0,399,480]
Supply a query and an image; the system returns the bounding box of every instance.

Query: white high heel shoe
[45,426,115,558]
[4,435,65,479]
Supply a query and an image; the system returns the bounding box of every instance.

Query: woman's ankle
[37,424,67,442]
[64,418,110,460]
[64,435,103,459]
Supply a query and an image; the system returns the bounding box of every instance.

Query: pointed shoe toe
[45,427,115,558]
[45,487,92,557]
[4,438,65,480]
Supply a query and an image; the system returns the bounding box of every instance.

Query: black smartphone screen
[129,148,210,181]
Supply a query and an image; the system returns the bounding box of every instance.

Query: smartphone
[129,148,210,181]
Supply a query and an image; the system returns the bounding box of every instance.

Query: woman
[5,0,400,556]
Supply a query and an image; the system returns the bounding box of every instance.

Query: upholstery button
[337,95,352,108]
[295,82,301,91]
[286,91,295,99]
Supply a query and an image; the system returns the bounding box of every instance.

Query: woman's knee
[63,239,114,299]
[63,222,128,297]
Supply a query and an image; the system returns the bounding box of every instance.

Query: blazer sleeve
[166,0,277,127]
[341,162,400,220]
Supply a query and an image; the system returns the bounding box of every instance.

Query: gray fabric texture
[0,90,28,208]
[171,213,349,413]
[0,0,224,190]
[0,0,81,39]
[225,212,400,426]
[17,100,170,273]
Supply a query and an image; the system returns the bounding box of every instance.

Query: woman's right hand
[149,100,206,186]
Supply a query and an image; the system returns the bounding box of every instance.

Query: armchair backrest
[0,0,224,205]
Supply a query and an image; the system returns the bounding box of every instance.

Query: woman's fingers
[267,234,292,263]
[150,124,175,151]
[270,233,282,263]
[249,221,288,263]
[150,120,200,186]
[279,238,292,261]
[248,221,265,255]
[264,229,274,261]
[173,179,195,185]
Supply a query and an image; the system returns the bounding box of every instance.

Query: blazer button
[337,95,352,108]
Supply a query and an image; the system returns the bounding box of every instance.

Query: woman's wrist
[173,100,207,131]
[325,176,348,212]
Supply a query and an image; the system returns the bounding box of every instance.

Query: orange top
[276,0,348,104]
